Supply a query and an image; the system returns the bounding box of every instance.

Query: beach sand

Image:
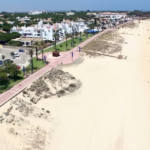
[48,20,150,150]
[1,19,150,150]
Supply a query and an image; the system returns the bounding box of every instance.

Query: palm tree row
[28,29,89,73]
[29,49,34,73]
[28,41,46,73]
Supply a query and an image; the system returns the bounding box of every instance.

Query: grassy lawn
[0,74,23,93]
[26,58,46,73]
[33,58,46,70]
[44,33,93,53]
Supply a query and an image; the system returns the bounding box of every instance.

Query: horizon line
[0,9,150,13]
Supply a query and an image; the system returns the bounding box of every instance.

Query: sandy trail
[44,20,150,150]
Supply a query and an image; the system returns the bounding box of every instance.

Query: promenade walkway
[0,21,131,106]
[0,31,105,106]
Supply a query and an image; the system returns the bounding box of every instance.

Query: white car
[14,52,20,57]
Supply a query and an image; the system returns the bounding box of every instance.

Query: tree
[74,31,79,42]
[0,32,21,44]
[84,30,88,38]
[2,55,5,60]
[39,41,46,61]
[71,27,75,47]
[79,32,82,42]
[0,68,9,84]
[88,23,96,29]
[8,40,23,46]
[2,23,13,32]
[65,32,69,49]
[29,49,34,73]
[35,46,39,60]
[10,52,15,57]
[53,29,60,51]
[33,41,40,60]
[4,62,21,80]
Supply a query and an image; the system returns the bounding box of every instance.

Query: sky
[0,0,150,12]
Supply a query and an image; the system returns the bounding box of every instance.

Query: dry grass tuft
[121,22,138,29]
[83,30,124,56]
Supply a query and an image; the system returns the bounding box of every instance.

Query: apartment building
[11,20,88,42]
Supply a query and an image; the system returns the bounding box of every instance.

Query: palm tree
[33,41,40,60]
[65,32,69,49]
[54,29,60,51]
[29,49,34,73]
[74,31,79,42]
[85,30,88,38]
[39,41,45,61]
[71,27,75,47]
[52,29,60,57]
[79,32,82,42]
[2,55,5,60]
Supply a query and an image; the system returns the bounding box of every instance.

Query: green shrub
[0,32,21,44]
[8,40,23,46]
[0,68,9,84]
[5,62,21,80]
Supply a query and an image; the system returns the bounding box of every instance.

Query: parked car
[18,49,25,53]
[4,59,13,64]
[0,60,3,66]
[14,52,20,57]
[86,29,99,34]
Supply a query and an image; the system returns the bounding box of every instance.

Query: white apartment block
[28,11,43,15]
[11,20,88,42]
[11,21,54,41]
[98,12,127,20]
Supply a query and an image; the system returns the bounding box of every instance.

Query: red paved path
[0,22,131,106]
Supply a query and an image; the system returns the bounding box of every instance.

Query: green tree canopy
[4,62,21,80]
[0,67,9,84]
[0,32,21,44]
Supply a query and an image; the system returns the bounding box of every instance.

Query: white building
[16,16,30,23]
[87,12,97,16]
[29,11,43,15]
[98,12,127,20]
[11,20,88,42]
[11,21,54,41]
[66,12,75,16]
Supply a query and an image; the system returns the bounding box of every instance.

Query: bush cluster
[0,62,21,85]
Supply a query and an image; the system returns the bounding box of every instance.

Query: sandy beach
[1,19,150,150]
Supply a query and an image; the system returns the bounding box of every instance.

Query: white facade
[66,12,75,16]
[16,16,30,22]
[98,13,127,20]
[29,11,43,15]
[11,21,54,41]
[11,21,88,41]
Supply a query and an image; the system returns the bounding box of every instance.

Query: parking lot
[0,46,30,68]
